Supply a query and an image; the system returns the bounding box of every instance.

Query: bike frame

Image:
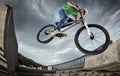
[60,16,91,36]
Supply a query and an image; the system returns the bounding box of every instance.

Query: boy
[51,1,86,37]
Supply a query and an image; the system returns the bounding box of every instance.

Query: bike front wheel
[75,24,110,55]
[37,24,55,43]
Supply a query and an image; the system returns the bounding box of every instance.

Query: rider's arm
[67,1,81,11]
[67,2,86,15]
[67,1,82,19]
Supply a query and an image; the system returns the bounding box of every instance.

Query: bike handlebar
[78,8,88,18]
[79,11,83,17]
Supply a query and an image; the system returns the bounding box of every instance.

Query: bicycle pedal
[56,33,67,37]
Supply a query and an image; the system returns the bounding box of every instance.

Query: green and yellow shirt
[62,5,78,18]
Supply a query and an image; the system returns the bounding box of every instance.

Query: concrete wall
[4,5,18,75]
[84,39,120,71]
[0,4,8,74]
[0,4,18,75]
[0,4,7,50]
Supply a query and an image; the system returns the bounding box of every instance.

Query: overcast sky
[0,0,120,65]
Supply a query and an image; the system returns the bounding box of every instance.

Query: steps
[54,70,120,76]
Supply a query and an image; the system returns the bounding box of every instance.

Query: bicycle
[37,11,110,55]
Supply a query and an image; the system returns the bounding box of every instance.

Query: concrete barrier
[0,49,4,56]
[0,4,19,76]
[43,74,53,76]
[0,4,9,76]
[0,60,7,68]
[0,3,8,73]
[3,5,19,75]
[0,4,7,51]
[56,71,64,74]
[84,39,120,71]
[60,74,69,76]
[53,74,60,76]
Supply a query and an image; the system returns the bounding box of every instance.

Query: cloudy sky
[0,0,120,65]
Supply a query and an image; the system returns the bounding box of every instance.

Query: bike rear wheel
[37,24,55,43]
[75,24,110,55]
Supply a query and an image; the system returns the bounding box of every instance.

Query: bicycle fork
[84,22,91,35]
[82,21,94,40]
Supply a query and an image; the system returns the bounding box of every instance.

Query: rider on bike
[51,1,86,37]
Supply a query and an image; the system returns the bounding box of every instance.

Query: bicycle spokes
[44,28,54,35]
[77,26,106,51]
[37,25,55,43]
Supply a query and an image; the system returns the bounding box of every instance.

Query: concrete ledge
[54,71,119,76]
[53,74,60,76]
[0,55,7,62]
[0,4,7,52]
[84,39,120,71]
[77,72,86,76]
[64,70,71,73]
[0,60,7,68]
[16,72,44,76]
[70,73,77,76]
[56,71,64,74]
[43,74,53,76]
[0,49,4,56]
[60,74,69,76]
[0,72,8,76]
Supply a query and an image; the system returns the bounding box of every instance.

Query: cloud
[107,9,120,26]
[103,9,120,41]
[31,0,46,19]
[55,48,72,56]
[49,58,62,64]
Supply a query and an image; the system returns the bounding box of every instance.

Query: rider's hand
[79,9,87,15]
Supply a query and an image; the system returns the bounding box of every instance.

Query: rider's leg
[55,18,73,26]
[67,17,74,22]
[61,17,74,28]
[51,9,68,37]
[56,9,68,31]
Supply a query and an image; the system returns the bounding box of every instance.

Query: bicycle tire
[74,24,110,55]
[37,24,55,43]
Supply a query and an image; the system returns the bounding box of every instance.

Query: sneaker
[51,30,61,37]
[56,33,67,37]
[51,30,67,37]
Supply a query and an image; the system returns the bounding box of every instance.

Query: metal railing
[52,55,86,70]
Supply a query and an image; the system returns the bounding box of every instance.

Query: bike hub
[90,32,94,40]
[44,31,49,35]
